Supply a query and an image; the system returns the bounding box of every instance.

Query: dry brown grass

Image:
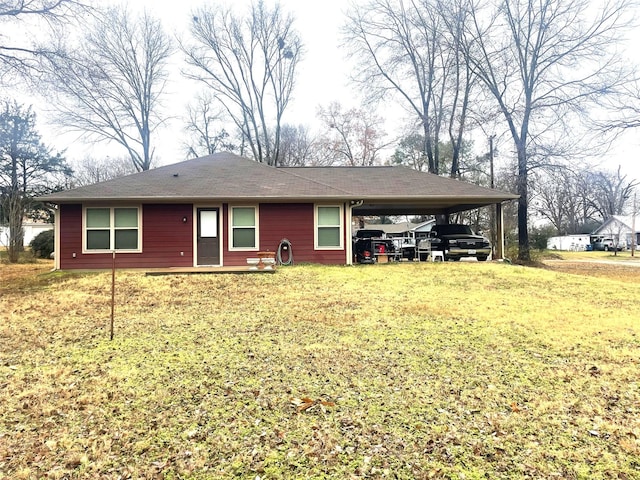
[1,260,639,479]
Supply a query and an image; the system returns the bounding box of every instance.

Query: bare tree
[317,102,390,166]
[183,94,236,158]
[344,0,475,176]
[42,7,172,172]
[588,166,638,219]
[534,169,574,234]
[461,0,635,261]
[533,167,601,235]
[278,124,318,166]
[183,1,302,166]
[0,0,87,81]
[597,81,640,131]
[70,155,138,187]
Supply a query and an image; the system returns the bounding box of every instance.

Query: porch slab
[145,266,276,276]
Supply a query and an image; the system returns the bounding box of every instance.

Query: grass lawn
[544,249,640,262]
[1,260,639,479]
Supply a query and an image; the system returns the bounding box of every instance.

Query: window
[84,207,141,252]
[315,205,343,249]
[230,206,258,250]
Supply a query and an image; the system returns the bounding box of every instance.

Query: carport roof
[40,152,517,214]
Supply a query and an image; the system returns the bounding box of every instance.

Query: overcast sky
[6,0,640,183]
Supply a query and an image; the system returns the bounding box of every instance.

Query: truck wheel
[477,256,488,261]
[604,245,609,251]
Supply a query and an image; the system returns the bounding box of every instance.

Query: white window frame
[314,204,344,250]
[82,206,142,254]
[228,205,259,251]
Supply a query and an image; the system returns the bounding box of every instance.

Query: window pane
[200,210,217,237]
[233,228,255,248]
[318,227,340,247]
[86,208,110,228]
[318,207,340,226]
[115,208,138,228]
[233,207,255,227]
[87,230,110,250]
[115,229,138,250]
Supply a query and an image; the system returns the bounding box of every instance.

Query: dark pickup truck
[427,224,491,261]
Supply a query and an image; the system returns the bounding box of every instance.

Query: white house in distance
[0,222,53,248]
[546,234,591,251]
[360,219,436,244]
[592,215,640,249]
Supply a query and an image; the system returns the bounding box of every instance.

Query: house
[360,220,436,252]
[39,152,518,270]
[360,219,436,239]
[592,215,640,249]
[0,222,54,248]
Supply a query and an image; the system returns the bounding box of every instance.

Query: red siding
[59,204,194,269]
[58,202,348,269]
[222,203,347,266]
[59,204,83,269]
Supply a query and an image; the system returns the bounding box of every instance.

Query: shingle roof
[40,152,517,214]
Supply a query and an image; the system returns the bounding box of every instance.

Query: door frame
[193,204,223,267]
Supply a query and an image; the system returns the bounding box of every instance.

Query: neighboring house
[360,220,435,238]
[0,222,54,248]
[592,215,640,249]
[546,235,591,251]
[360,220,436,249]
[39,152,517,270]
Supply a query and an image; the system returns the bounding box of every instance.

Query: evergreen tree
[0,101,69,262]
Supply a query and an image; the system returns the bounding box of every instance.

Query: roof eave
[40,192,519,204]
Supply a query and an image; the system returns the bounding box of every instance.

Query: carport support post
[495,202,505,260]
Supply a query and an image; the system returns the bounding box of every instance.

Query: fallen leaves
[290,396,336,413]
[1,262,639,479]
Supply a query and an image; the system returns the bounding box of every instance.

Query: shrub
[29,229,54,259]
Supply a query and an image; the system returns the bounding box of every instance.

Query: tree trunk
[422,119,436,174]
[7,190,24,263]
[516,144,530,262]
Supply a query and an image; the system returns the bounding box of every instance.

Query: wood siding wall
[58,202,348,269]
[222,203,347,266]
[59,204,194,269]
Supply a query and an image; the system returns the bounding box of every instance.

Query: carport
[284,166,518,263]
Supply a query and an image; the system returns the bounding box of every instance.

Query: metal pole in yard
[489,135,496,258]
[632,193,637,258]
[110,250,115,340]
